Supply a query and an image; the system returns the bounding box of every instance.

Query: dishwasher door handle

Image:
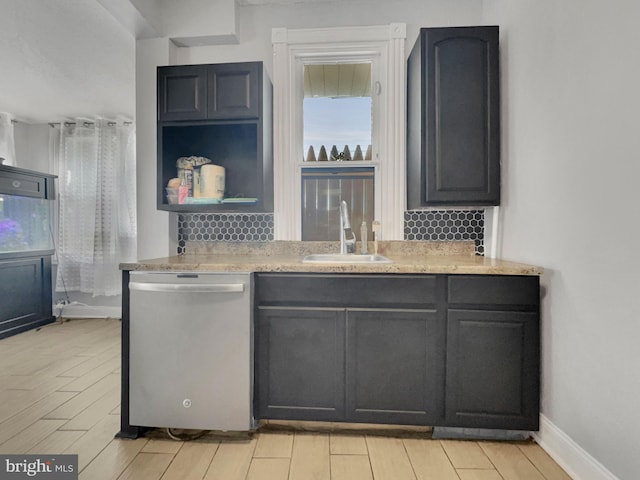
[129,282,245,293]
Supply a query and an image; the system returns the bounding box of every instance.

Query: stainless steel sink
[302,253,392,264]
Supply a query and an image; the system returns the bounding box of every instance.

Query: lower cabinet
[255,273,540,431]
[444,275,540,430]
[0,253,55,339]
[256,306,443,425]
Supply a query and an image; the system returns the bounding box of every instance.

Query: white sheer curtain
[0,112,16,166]
[55,119,136,296]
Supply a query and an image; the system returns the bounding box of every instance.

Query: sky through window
[303,96,372,159]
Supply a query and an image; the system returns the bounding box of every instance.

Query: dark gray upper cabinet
[158,63,262,121]
[407,26,500,207]
[158,65,207,121]
[156,62,273,213]
[207,63,260,119]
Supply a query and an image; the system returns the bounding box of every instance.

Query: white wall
[483,1,640,479]
[135,37,177,259]
[160,0,238,44]
[176,0,483,69]
[13,123,49,172]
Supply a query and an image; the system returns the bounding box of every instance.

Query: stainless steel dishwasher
[128,271,254,431]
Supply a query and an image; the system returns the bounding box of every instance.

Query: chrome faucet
[339,200,357,254]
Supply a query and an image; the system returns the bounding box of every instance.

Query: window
[301,167,374,240]
[272,24,407,241]
[301,62,374,241]
[303,62,372,162]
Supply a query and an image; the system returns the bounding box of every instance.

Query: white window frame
[272,24,406,241]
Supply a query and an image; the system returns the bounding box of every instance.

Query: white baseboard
[534,414,620,480]
[54,304,121,319]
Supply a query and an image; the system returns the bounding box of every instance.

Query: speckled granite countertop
[120,241,543,276]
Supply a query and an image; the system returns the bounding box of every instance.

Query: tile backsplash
[177,214,274,254]
[177,210,484,255]
[405,209,484,255]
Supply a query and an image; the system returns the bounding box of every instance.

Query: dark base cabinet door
[445,309,539,430]
[255,307,345,422]
[346,309,444,425]
[0,254,54,340]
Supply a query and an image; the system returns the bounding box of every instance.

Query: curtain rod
[48,121,133,127]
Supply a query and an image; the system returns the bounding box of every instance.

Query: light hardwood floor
[0,318,572,480]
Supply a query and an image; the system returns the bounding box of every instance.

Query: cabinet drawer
[256,274,439,308]
[448,275,539,307]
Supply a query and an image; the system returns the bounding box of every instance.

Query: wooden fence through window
[304,144,372,162]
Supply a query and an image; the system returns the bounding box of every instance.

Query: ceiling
[0,0,380,125]
[237,0,357,3]
[0,1,136,124]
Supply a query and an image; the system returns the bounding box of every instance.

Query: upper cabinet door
[207,63,260,119]
[407,26,500,207]
[157,65,208,121]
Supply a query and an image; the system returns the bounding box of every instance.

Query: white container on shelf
[200,164,225,200]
